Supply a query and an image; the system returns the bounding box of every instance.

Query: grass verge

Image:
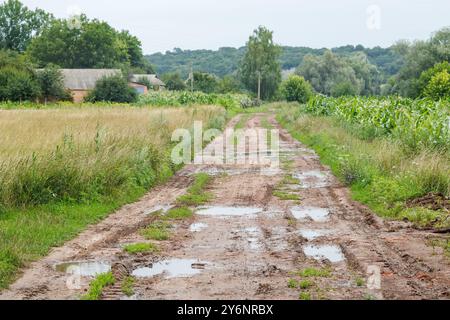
[276,103,450,229]
[81,272,115,300]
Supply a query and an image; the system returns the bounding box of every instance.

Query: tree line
[149,27,450,101]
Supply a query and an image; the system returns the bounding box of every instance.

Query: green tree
[193,72,218,93]
[239,26,281,100]
[0,49,40,101]
[217,75,241,93]
[280,75,313,103]
[296,50,381,96]
[418,62,450,96]
[27,15,147,70]
[161,72,186,91]
[393,27,450,97]
[0,0,52,52]
[36,64,69,103]
[85,74,137,103]
[424,70,450,100]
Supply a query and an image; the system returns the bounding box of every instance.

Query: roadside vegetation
[81,272,115,300]
[276,97,450,229]
[0,106,225,289]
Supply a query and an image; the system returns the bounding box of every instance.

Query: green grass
[141,222,171,241]
[299,292,311,300]
[123,243,159,254]
[176,173,213,206]
[288,279,298,288]
[294,267,331,278]
[282,175,300,185]
[121,276,135,297]
[81,272,115,300]
[299,280,314,289]
[273,190,300,201]
[165,207,193,220]
[355,277,365,287]
[0,189,143,290]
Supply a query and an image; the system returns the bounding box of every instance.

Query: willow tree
[239,26,281,100]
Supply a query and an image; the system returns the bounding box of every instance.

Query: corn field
[136,91,250,109]
[305,96,450,151]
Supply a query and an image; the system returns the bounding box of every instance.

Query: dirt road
[1,113,449,300]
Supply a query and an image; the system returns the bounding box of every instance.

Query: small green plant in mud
[281,160,295,171]
[81,272,115,300]
[177,173,213,206]
[364,294,377,300]
[428,237,450,258]
[273,190,300,201]
[121,276,135,297]
[355,277,365,287]
[299,280,314,289]
[288,278,298,288]
[299,292,311,300]
[287,217,297,227]
[165,207,193,220]
[282,175,300,185]
[141,221,171,241]
[295,267,331,278]
[123,243,159,254]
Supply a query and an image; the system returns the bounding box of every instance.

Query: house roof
[130,74,166,87]
[61,69,121,90]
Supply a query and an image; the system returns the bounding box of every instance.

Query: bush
[418,62,450,96]
[0,67,40,101]
[280,75,313,103]
[331,81,358,97]
[424,70,450,100]
[86,74,137,103]
[36,65,71,102]
[162,73,187,91]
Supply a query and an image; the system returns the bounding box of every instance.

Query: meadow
[0,104,226,288]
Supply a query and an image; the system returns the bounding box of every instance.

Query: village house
[130,74,166,92]
[60,69,166,103]
[60,69,121,103]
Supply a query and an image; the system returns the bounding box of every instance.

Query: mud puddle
[290,206,330,222]
[196,206,263,217]
[132,259,208,279]
[303,244,345,263]
[189,223,208,232]
[293,170,331,188]
[298,229,330,241]
[55,261,111,277]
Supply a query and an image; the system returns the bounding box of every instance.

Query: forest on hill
[146,45,404,79]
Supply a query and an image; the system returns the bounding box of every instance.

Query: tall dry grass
[0,105,225,207]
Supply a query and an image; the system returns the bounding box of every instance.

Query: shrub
[36,64,71,102]
[86,74,137,103]
[419,62,450,96]
[280,75,313,103]
[424,70,450,100]
[0,67,40,101]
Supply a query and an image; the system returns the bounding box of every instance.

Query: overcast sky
[16,0,450,54]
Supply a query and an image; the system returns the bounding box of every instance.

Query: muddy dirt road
[1,113,449,300]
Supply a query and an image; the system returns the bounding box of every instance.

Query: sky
[15,0,450,54]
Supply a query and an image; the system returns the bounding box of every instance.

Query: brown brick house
[61,69,121,103]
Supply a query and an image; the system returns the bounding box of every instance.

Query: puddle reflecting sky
[132,259,207,279]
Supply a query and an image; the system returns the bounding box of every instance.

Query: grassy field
[0,104,225,289]
[276,100,450,229]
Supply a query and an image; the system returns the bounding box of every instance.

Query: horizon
[16,0,450,55]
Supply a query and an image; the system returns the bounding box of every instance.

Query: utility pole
[257,70,261,102]
[190,63,194,92]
